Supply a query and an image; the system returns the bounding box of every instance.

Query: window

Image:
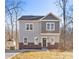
[26,24,29,30]
[51,24,54,30]
[25,23,33,31]
[47,24,50,30]
[24,38,27,44]
[34,37,38,45]
[46,22,55,31]
[30,24,33,30]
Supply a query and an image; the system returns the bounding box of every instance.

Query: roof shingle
[18,13,60,20]
[18,16,44,20]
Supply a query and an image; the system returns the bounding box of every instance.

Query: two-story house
[18,13,60,49]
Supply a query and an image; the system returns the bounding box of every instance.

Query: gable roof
[41,13,60,20]
[18,13,60,20]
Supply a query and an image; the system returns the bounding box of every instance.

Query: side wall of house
[19,20,42,49]
[19,20,60,49]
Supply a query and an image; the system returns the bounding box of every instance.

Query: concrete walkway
[5,49,48,59]
[5,53,17,59]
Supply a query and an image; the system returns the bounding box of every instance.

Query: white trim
[18,20,41,22]
[41,33,60,35]
[40,20,60,21]
[46,22,55,31]
[23,37,28,45]
[18,19,60,22]
[25,23,34,31]
[41,36,48,47]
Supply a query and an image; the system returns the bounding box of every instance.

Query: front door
[42,38,47,48]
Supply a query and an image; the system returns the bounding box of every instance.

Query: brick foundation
[19,42,58,49]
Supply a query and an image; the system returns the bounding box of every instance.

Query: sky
[20,0,72,19]
[6,0,72,19]
[6,0,62,24]
[21,0,61,16]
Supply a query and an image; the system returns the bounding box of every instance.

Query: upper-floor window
[46,22,55,31]
[25,23,33,31]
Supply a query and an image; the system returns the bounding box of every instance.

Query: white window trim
[23,37,28,45]
[46,22,55,31]
[25,23,33,31]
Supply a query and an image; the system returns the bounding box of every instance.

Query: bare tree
[5,0,25,49]
[12,0,24,49]
[62,0,66,51]
[5,20,10,40]
[55,0,73,50]
[55,0,73,28]
[5,6,14,40]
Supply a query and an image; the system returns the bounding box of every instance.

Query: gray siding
[41,21,59,33]
[18,20,60,46]
[19,20,41,43]
[42,13,60,20]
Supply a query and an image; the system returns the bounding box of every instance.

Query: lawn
[11,51,72,59]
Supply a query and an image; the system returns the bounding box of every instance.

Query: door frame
[41,36,48,47]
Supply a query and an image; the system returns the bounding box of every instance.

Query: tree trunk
[62,0,66,51]
[15,10,18,49]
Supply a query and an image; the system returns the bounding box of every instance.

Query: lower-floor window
[24,37,28,45]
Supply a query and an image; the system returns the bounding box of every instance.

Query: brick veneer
[19,42,58,49]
